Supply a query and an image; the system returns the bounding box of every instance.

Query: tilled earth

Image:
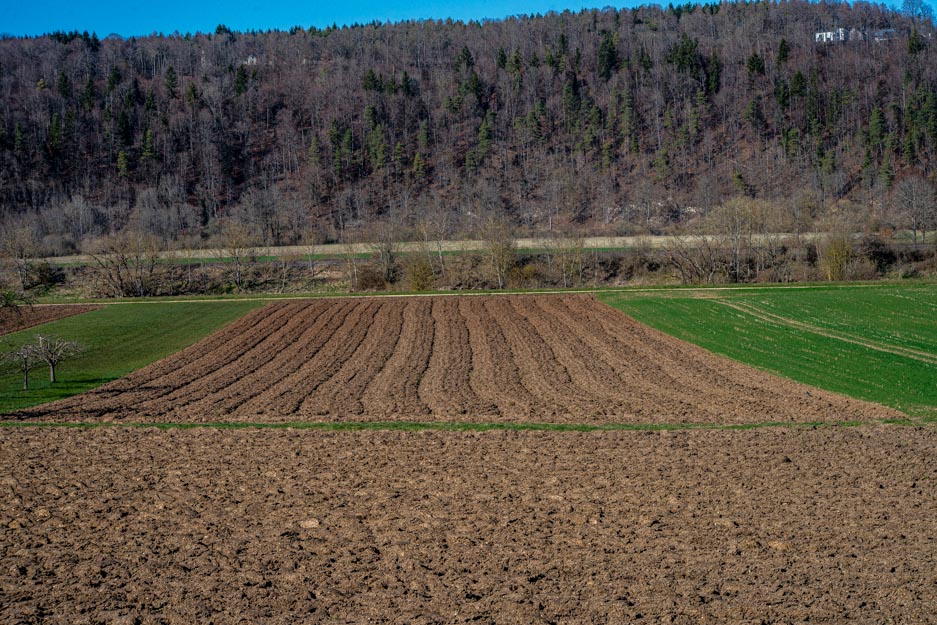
[1,426,935,624]
[13,295,899,424]
[0,304,100,337]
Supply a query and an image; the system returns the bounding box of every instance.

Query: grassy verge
[598,284,937,418]
[0,301,263,413]
[35,278,933,305]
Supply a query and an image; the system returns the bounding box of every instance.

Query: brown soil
[13,294,900,424]
[0,304,100,336]
[1,425,935,624]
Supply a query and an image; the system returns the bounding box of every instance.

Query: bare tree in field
[34,335,83,383]
[707,198,754,282]
[4,343,39,390]
[893,175,937,244]
[417,208,451,280]
[299,228,325,282]
[88,230,162,297]
[217,220,259,291]
[480,218,516,289]
[365,221,402,284]
[0,222,39,293]
[667,229,726,285]
[544,234,586,288]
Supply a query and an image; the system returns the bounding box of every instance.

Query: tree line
[0,0,936,255]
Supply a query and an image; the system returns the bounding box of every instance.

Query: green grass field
[598,283,937,419]
[0,301,263,413]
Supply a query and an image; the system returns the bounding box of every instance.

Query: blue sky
[2,1,640,38]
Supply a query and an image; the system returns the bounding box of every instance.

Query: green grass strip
[36,278,936,305]
[0,301,264,413]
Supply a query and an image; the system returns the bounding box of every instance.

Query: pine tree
[601,141,613,170]
[878,157,894,188]
[185,82,200,106]
[477,111,495,161]
[412,152,426,181]
[777,39,790,65]
[117,150,130,177]
[47,113,62,154]
[57,71,71,98]
[81,78,95,113]
[908,27,925,55]
[418,119,430,152]
[706,51,722,95]
[456,46,474,71]
[141,129,155,162]
[746,51,765,78]
[868,107,885,153]
[362,69,383,91]
[164,66,178,98]
[903,133,916,164]
[367,124,387,170]
[234,65,248,95]
[106,66,121,94]
[597,32,619,81]
[307,135,321,167]
[13,122,25,156]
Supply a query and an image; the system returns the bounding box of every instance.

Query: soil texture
[1,426,935,624]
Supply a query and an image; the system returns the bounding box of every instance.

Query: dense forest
[1,0,936,253]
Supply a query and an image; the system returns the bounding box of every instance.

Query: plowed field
[0,304,100,336]
[14,295,898,424]
[2,426,935,624]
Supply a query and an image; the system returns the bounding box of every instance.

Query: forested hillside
[1,1,936,252]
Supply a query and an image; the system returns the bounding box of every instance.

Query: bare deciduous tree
[299,228,325,283]
[88,230,162,297]
[364,221,402,284]
[4,342,39,390]
[893,175,937,244]
[706,198,753,283]
[667,230,725,285]
[217,220,259,291]
[544,234,587,288]
[35,334,83,383]
[480,218,516,289]
[0,222,39,293]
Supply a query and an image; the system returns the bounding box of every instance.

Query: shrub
[405,256,436,291]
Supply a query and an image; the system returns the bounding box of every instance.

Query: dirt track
[14,295,899,424]
[0,304,100,336]
[1,426,935,624]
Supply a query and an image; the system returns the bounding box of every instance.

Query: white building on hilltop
[815,27,847,43]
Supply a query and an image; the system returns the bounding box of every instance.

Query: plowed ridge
[15,295,901,424]
[0,304,100,336]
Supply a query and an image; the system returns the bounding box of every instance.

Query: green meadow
[0,301,263,413]
[599,283,937,419]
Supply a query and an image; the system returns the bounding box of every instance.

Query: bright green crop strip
[598,284,937,418]
[0,301,264,413]
[730,286,937,354]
